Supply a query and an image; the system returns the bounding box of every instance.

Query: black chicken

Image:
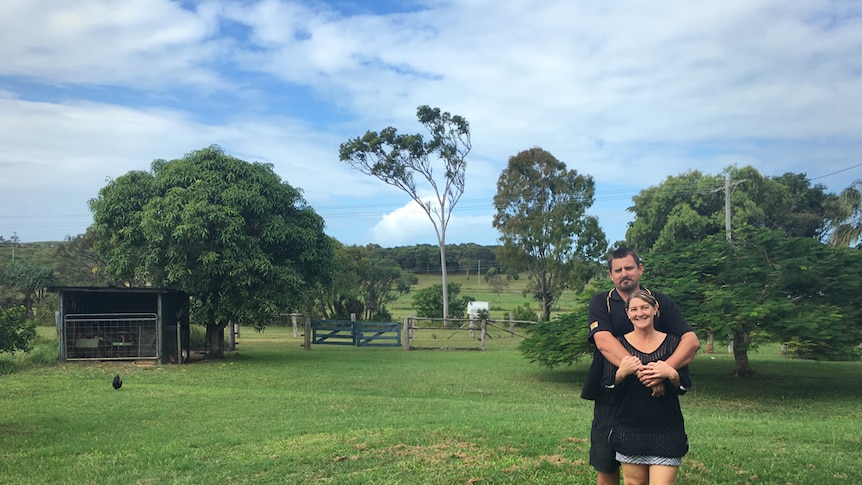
[112,374,123,390]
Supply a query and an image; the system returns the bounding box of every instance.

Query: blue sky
[1,0,861,247]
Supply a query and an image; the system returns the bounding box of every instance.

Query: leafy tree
[396,271,418,294]
[646,227,862,376]
[517,312,592,367]
[412,282,472,319]
[314,239,364,320]
[493,147,607,321]
[340,106,471,319]
[626,170,723,252]
[626,166,838,252]
[53,229,111,287]
[459,256,475,278]
[762,172,837,240]
[483,268,509,300]
[0,306,35,354]
[830,179,862,247]
[1,261,54,320]
[521,228,862,372]
[360,255,408,320]
[315,243,413,320]
[516,279,604,366]
[348,245,410,320]
[89,145,334,357]
[511,302,538,322]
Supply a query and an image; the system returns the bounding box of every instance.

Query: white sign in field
[467,301,489,318]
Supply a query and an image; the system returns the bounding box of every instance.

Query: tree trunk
[206,321,229,359]
[439,240,449,320]
[24,293,35,320]
[704,331,715,354]
[542,294,552,322]
[731,330,756,377]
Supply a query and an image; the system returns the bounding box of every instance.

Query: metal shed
[52,286,189,364]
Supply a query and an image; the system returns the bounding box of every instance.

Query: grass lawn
[1,326,860,484]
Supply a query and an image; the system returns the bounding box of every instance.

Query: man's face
[609,255,643,294]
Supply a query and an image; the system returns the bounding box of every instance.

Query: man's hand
[638,360,667,386]
[647,383,665,398]
[637,360,680,396]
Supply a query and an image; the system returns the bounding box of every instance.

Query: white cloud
[369,201,436,247]
[2,0,861,244]
[0,0,224,89]
[368,199,497,247]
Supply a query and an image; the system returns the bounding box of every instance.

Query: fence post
[480,319,487,351]
[402,317,411,351]
[303,315,311,350]
[289,313,300,338]
[509,312,515,337]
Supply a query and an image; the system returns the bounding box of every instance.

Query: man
[582,247,700,485]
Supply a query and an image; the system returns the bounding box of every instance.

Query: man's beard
[617,278,638,293]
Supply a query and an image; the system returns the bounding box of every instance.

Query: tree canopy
[493,147,607,321]
[411,282,472,320]
[645,228,862,375]
[1,261,54,320]
[831,179,862,247]
[626,166,839,252]
[519,229,862,372]
[89,145,334,357]
[53,229,110,287]
[314,242,413,321]
[340,105,471,319]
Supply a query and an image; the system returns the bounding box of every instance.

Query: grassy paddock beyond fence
[1,326,860,484]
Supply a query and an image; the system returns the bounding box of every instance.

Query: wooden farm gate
[311,320,401,347]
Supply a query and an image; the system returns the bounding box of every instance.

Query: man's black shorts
[590,401,620,473]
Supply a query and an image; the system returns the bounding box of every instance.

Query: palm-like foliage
[830,179,862,247]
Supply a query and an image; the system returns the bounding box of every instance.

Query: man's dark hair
[607,246,642,272]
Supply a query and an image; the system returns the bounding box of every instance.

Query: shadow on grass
[524,350,862,407]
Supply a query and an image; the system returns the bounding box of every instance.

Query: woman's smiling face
[627,296,657,329]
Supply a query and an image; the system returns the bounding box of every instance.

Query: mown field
[388,271,581,321]
[1,326,860,484]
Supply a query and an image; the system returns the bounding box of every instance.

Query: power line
[810,162,862,182]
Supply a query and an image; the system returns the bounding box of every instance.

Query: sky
[1,0,861,248]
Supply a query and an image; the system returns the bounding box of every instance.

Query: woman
[603,289,691,485]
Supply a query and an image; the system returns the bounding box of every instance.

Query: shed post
[177,302,184,364]
[57,292,65,361]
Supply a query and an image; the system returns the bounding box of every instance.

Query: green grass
[1,327,860,484]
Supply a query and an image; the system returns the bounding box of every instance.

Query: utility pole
[714,177,746,242]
